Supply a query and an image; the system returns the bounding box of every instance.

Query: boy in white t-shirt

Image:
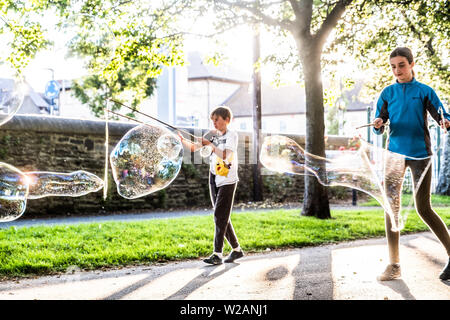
[179,106,244,265]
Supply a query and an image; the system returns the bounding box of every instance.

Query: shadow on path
[378,279,416,300]
[291,248,333,300]
[165,263,239,300]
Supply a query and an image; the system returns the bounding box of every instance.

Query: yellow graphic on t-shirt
[215,153,233,177]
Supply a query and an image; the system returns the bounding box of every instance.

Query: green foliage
[62,3,186,117]
[263,173,294,202]
[0,4,50,75]
[181,163,200,179]
[330,0,449,101]
[326,104,340,135]
[1,0,187,115]
[155,189,168,209]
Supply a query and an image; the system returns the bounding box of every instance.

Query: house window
[279,120,287,132]
[240,122,247,131]
[262,121,267,131]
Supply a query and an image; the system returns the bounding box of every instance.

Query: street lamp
[44,68,55,81]
[43,68,60,115]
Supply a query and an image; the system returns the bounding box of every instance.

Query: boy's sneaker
[224,250,244,263]
[203,254,223,265]
[439,258,450,280]
[377,263,401,281]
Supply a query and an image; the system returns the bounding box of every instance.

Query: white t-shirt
[208,129,239,187]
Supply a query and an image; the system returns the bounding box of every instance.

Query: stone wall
[1,115,352,218]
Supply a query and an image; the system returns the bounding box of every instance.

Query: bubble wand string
[103,105,109,200]
[440,107,448,134]
[104,107,167,129]
[106,98,202,140]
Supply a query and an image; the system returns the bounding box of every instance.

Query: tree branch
[213,0,294,32]
[315,0,353,47]
[289,0,312,37]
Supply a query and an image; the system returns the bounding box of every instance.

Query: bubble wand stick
[355,123,375,130]
[106,98,202,140]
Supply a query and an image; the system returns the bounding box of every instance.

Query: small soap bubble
[199,145,213,158]
[110,124,183,199]
[200,130,216,157]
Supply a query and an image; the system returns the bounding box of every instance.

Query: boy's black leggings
[209,172,239,253]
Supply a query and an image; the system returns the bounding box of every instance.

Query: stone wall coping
[1,114,350,145]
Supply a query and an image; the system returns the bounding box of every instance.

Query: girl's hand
[440,119,450,130]
[373,118,384,129]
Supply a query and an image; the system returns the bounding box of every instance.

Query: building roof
[224,83,306,117]
[0,78,51,114]
[223,80,370,118]
[187,51,251,84]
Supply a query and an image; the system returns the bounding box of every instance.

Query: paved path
[0,231,448,300]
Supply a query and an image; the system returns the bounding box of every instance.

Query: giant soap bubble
[0,162,104,222]
[0,77,25,126]
[110,124,183,199]
[260,135,427,231]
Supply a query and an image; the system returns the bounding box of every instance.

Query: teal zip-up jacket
[374,78,450,159]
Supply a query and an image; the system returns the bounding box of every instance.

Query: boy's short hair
[210,106,233,122]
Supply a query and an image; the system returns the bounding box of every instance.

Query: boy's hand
[201,138,212,146]
[373,118,384,129]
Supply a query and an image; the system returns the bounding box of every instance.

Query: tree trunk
[298,43,331,219]
[436,135,450,195]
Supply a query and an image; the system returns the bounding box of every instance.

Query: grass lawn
[0,207,449,278]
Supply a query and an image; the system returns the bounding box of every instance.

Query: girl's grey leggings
[385,158,450,264]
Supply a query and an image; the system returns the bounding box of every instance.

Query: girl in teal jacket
[373,47,450,281]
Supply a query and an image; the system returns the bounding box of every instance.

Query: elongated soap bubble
[260,135,423,231]
[0,77,25,126]
[0,163,29,222]
[0,162,104,222]
[25,171,104,199]
[110,123,183,199]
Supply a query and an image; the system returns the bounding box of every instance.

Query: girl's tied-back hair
[390,47,415,77]
[210,106,233,121]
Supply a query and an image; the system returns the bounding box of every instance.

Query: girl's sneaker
[377,263,401,281]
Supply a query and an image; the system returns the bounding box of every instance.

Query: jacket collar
[395,77,417,86]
